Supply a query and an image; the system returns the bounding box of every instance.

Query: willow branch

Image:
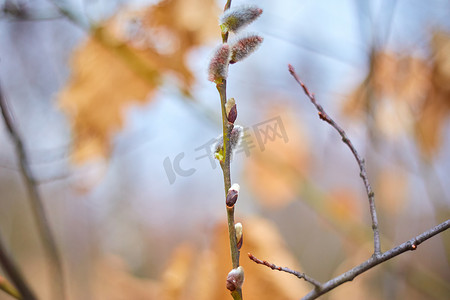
[215,1,242,299]
[0,83,65,300]
[248,220,449,299]
[288,64,381,256]
[301,220,450,299]
[247,253,322,288]
[0,234,36,299]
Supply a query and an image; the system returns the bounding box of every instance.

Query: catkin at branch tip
[220,5,263,33]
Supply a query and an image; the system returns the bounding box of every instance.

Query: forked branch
[249,220,449,299]
[248,64,450,299]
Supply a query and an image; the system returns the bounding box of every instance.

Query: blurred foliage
[59,0,220,163]
[344,31,450,160]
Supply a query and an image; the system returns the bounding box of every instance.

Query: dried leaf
[155,217,310,300]
[244,105,310,209]
[94,255,160,300]
[415,32,450,159]
[344,33,450,159]
[59,0,220,164]
[375,167,408,214]
[324,188,363,225]
[343,51,430,138]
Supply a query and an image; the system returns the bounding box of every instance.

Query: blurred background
[0,0,449,299]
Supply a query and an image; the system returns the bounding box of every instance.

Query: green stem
[217,2,242,299]
[217,81,242,300]
[0,275,22,299]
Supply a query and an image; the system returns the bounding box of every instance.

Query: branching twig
[0,234,36,299]
[288,64,381,256]
[302,219,450,299]
[0,83,65,300]
[247,253,322,288]
[248,220,449,299]
[247,65,450,299]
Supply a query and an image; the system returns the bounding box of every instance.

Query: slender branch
[0,83,65,300]
[301,219,450,300]
[247,220,449,299]
[0,234,36,299]
[247,253,322,288]
[288,64,381,256]
[215,1,242,299]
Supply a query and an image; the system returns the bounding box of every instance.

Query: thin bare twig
[288,64,381,256]
[0,83,65,300]
[302,219,450,300]
[247,220,449,299]
[0,234,36,299]
[247,253,322,288]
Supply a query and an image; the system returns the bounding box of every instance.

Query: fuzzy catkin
[208,44,230,83]
[230,34,263,63]
[220,5,263,33]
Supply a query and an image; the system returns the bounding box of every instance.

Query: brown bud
[226,266,244,291]
[226,183,240,207]
[227,104,237,123]
[225,98,237,123]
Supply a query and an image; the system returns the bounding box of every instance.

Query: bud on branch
[226,98,237,123]
[226,266,245,291]
[226,183,240,207]
[235,222,243,250]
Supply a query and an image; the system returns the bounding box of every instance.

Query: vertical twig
[0,234,36,299]
[0,83,65,300]
[217,1,242,299]
[288,65,381,256]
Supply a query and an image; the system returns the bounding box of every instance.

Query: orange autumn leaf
[343,51,430,138]
[244,104,310,209]
[153,217,310,300]
[375,167,408,215]
[343,32,450,159]
[59,0,220,164]
[93,255,160,300]
[324,188,363,226]
[415,32,450,159]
